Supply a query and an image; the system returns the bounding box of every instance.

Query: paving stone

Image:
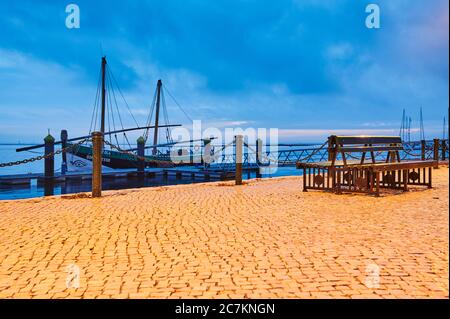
[0,168,448,298]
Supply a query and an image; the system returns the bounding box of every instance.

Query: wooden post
[152,79,162,155]
[44,133,55,179]
[44,133,55,196]
[256,138,262,178]
[402,170,408,192]
[428,167,432,188]
[137,136,145,174]
[433,138,439,168]
[421,140,426,161]
[375,171,380,197]
[235,135,243,185]
[302,167,307,192]
[92,131,103,198]
[203,138,212,169]
[442,139,447,161]
[100,57,107,134]
[60,129,68,175]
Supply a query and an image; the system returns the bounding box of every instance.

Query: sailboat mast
[152,79,162,155]
[419,107,425,140]
[100,56,107,134]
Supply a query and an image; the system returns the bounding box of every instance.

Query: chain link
[298,141,328,163]
[401,148,422,158]
[0,139,88,168]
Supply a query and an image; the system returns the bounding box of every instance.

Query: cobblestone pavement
[0,167,448,299]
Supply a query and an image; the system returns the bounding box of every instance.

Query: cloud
[325,43,354,60]
[278,128,398,137]
[0,0,448,143]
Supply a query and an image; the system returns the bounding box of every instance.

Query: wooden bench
[296,135,437,196]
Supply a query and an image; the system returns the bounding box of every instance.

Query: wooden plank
[339,146,403,152]
[297,159,361,168]
[335,136,402,145]
[369,160,437,172]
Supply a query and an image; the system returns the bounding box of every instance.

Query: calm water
[0,144,56,175]
[0,145,301,200]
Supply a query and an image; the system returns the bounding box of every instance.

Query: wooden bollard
[256,138,262,164]
[442,139,447,161]
[421,140,426,161]
[203,137,212,168]
[327,136,332,161]
[60,129,68,175]
[92,131,103,197]
[433,138,439,168]
[235,135,243,185]
[44,133,55,196]
[137,136,145,174]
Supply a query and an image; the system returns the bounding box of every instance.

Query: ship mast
[152,79,162,155]
[100,56,107,134]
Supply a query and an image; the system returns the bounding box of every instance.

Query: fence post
[60,129,68,175]
[44,133,55,180]
[44,133,55,196]
[92,131,103,198]
[137,136,145,174]
[421,140,426,161]
[256,138,262,178]
[235,135,243,185]
[327,136,332,161]
[442,139,447,161]
[433,138,439,168]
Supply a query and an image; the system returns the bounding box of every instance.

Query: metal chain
[208,141,235,163]
[0,139,88,168]
[242,142,275,165]
[401,148,422,157]
[241,141,328,165]
[298,141,328,163]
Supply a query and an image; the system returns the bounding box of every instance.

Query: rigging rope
[163,84,193,123]
[106,78,113,146]
[108,67,140,128]
[106,68,132,149]
[160,87,173,144]
[144,88,157,143]
[89,65,103,135]
[107,68,125,130]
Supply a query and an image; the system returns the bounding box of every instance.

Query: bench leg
[403,170,408,192]
[369,169,374,194]
[375,172,380,197]
[331,169,335,191]
[428,167,432,188]
[336,170,342,194]
[302,168,308,192]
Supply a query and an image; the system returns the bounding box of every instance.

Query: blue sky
[0,0,448,143]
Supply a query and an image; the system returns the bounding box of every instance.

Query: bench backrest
[329,135,404,165]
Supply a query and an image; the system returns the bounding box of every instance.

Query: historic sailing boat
[16,56,205,171]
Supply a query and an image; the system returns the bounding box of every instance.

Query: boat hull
[66,144,201,171]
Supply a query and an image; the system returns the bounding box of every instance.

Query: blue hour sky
[0,0,448,143]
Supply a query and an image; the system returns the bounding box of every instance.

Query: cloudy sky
[0,0,448,143]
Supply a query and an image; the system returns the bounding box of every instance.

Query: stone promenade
[0,167,448,298]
